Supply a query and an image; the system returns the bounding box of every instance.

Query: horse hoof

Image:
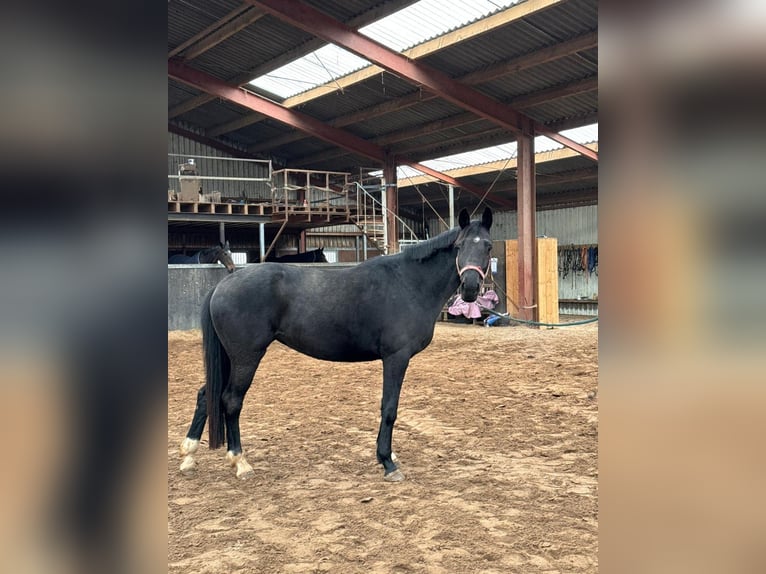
[179,455,196,474]
[384,469,405,482]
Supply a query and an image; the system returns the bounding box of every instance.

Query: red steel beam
[244,32,597,151]
[249,0,597,163]
[168,59,513,208]
[169,0,419,119]
[169,59,385,162]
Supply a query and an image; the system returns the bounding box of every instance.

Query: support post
[517,120,537,323]
[219,221,225,244]
[299,230,306,253]
[383,154,398,254]
[448,184,455,229]
[259,222,266,262]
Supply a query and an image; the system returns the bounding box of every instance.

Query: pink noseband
[456,255,488,281]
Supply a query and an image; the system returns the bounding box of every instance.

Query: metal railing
[167,154,272,202]
[348,181,419,254]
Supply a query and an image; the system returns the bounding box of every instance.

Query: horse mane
[401,227,460,262]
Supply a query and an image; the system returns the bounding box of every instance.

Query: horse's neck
[407,248,460,305]
[198,249,216,263]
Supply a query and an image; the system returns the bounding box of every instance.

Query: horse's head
[455,207,493,302]
[316,247,328,263]
[218,240,236,273]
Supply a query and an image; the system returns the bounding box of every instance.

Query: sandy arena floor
[168,321,598,573]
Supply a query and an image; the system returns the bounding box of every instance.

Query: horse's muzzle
[460,273,482,302]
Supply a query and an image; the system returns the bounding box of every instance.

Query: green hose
[480,306,598,327]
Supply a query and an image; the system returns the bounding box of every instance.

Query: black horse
[168,241,236,273]
[267,247,327,263]
[179,208,492,481]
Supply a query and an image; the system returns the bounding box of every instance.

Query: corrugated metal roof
[168,0,598,217]
[396,123,597,177]
[249,0,523,98]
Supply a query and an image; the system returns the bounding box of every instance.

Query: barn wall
[487,205,598,244]
[168,263,356,331]
[168,265,233,331]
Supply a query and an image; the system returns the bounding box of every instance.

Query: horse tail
[201,287,229,449]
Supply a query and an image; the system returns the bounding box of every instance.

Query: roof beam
[169,60,385,162]
[249,0,597,162]
[178,7,265,62]
[168,3,250,58]
[244,32,597,151]
[398,144,599,188]
[399,187,599,210]
[208,1,571,136]
[278,0,564,109]
[169,0,419,119]
[293,75,597,166]
[167,60,513,208]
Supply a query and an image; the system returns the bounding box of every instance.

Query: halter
[455,254,489,281]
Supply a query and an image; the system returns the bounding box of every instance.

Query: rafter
[168,0,418,119]
[397,144,599,188]
[292,75,598,167]
[179,8,265,61]
[241,32,597,152]
[168,3,250,58]
[249,0,597,162]
[167,60,515,209]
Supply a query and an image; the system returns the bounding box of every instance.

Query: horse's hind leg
[179,385,207,474]
[222,358,262,479]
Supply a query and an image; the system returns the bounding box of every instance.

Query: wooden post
[299,230,306,253]
[517,120,537,322]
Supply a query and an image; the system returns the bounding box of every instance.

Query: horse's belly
[275,333,379,363]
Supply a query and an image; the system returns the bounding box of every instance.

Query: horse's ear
[482,207,493,231]
[225,240,230,249]
[458,209,470,229]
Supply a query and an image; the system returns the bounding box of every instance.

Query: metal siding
[487,206,598,303]
[168,130,271,200]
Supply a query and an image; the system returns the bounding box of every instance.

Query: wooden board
[536,238,559,326]
[504,240,520,317]
[504,238,559,328]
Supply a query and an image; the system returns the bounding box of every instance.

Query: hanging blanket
[448,290,499,319]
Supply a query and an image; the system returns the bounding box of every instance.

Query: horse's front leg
[377,353,410,482]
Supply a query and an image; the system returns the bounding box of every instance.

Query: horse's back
[169,254,193,263]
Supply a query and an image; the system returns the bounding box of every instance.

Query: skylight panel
[398,123,598,178]
[249,0,521,99]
